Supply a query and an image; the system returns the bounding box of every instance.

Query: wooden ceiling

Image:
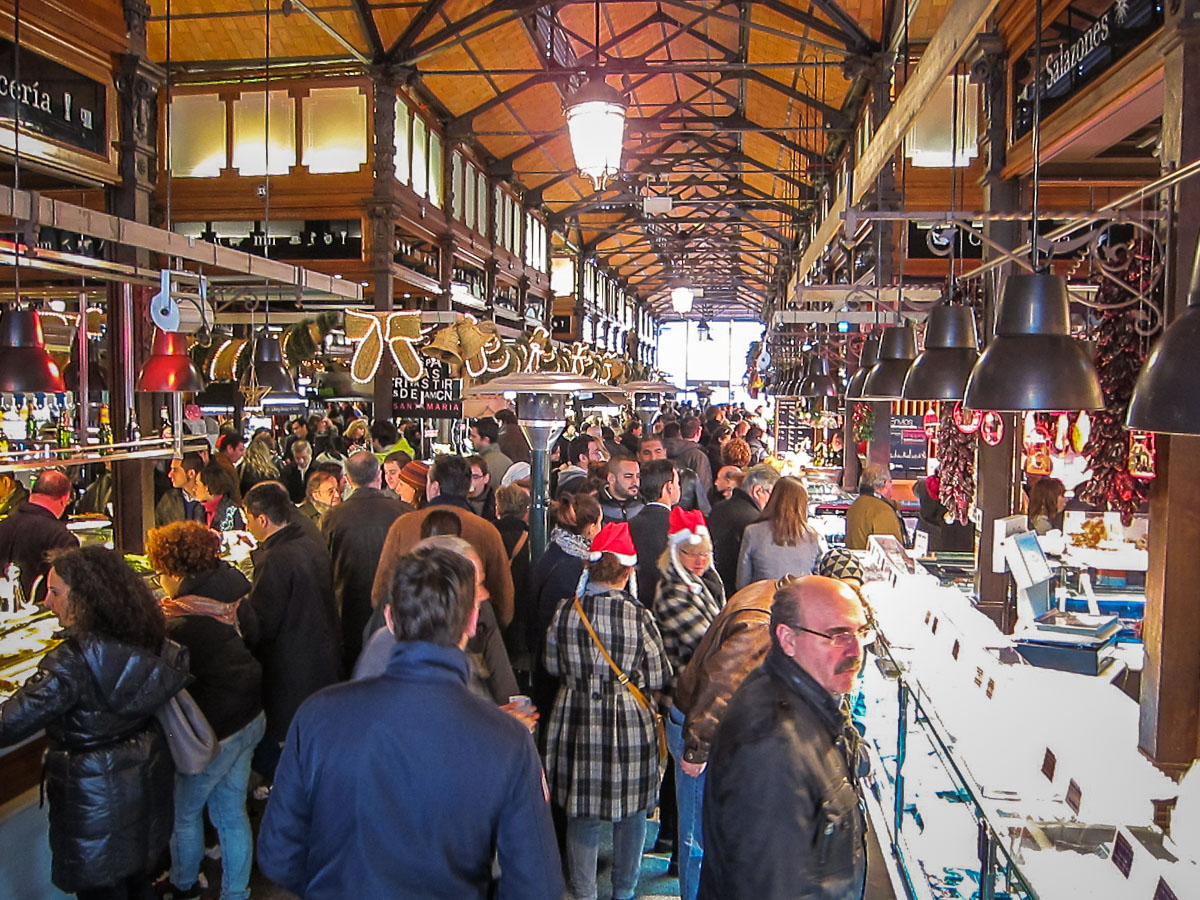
[147,0,958,319]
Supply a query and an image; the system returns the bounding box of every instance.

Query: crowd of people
[0,401,883,900]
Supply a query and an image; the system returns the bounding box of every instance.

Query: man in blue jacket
[257,544,564,900]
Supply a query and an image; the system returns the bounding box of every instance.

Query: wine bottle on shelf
[98,404,113,445]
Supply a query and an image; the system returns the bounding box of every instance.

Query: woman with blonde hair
[735,475,825,589]
[238,437,280,495]
[342,417,370,452]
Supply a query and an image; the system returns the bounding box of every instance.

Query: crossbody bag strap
[572,595,653,712]
[509,531,529,562]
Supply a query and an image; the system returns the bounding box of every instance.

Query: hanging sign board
[1012,0,1162,140]
[392,357,462,419]
[0,39,107,156]
[890,413,929,474]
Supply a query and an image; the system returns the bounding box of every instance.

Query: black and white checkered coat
[543,583,671,820]
[653,552,726,701]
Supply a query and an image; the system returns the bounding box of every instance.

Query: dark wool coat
[246,523,341,746]
[321,486,410,672]
[708,489,761,593]
[0,637,188,893]
[699,645,867,900]
[0,500,77,600]
[543,583,670,820]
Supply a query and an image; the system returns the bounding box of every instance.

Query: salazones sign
[1012,0,1162,140]
[0,39,106,156]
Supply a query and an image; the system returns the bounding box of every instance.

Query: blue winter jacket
[257,640,564,900]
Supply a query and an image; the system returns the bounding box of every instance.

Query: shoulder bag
[154,688,220,775]
[572,596,667,764]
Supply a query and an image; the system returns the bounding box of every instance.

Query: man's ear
[775,622,800,658]
[461,602,480,647]
[384,603,396,636]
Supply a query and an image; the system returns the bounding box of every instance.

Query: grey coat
[735,520,826,590]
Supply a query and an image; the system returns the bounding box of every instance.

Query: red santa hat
[668,507,710,546]
[588,522,637,567]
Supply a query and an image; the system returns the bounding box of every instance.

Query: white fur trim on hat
[589,549,637,567]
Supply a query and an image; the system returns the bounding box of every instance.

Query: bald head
[770,575,868,696]
[30,469,72,518]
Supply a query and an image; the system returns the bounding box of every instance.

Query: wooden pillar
[970,33,1022,630]
[368,67,404,418]
[1139,0,1200,776]
[106,0,161,552]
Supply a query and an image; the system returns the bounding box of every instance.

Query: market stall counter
[856,540,1197,899]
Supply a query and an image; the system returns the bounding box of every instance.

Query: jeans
[666,705,705,900]
[565,812,648,900]
[170,713,266,900]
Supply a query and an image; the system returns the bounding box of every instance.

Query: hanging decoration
[344,310,424,383]
[980,411,1005,446]
[1070,411,1091,454]
[936,402,975,525]
[952,401,980,434]
[922,408,939,439]
[851,402,875,444]
[1078,245,1157,524]
[1128,431,1157,480]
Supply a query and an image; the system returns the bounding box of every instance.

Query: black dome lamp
[903,303,979,399]
[800,354,839,397]
[845,336,879,400]
[1126,240,1200,433]
[962,273,1102,411]
[860,324,918,400]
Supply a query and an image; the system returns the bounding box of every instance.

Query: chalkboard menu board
[392,357,462,419]
[774,398,807,456]
[890,412,929,474]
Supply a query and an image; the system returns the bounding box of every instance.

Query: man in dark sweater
[243,482,340,781]
[629,458,679,604]
[0,470,77,602]
[709,463,779,593]
[322,451,411,672]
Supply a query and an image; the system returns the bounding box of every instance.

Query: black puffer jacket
[699,644,866,900]
[0,636,189,893]
[170,562,263,740]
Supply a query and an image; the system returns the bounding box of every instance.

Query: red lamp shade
[0,308,65,393]
[138,330,203,392]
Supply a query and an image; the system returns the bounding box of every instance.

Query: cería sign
[1012,0,1162,141]
[0,39,107,156]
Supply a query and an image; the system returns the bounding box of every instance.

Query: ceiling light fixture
[902,304,979,399]
[671,285,694,314]
[565,78,628,192]
[860,324,917,400]
[137,329,203,392]
[845,336,880,400]
[962,0,1101,412]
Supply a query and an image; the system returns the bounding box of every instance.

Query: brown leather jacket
[674,578,780,765]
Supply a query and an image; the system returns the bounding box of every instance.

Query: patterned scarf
[160,594,241,632]
[552,526,591,560]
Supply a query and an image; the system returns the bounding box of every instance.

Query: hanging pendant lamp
[0,308,65,393]
[963,273,1102,411]
[903,304,979,399]
[800,355,839,397]
[137,329,203,392]
[243,332,299,402]
[670,285,694,314]
[1127,241,1200,433]
[565,78,628,192]
[860,324,917,400]
[845,336,880,400]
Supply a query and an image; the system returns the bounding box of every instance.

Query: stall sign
[392,356,462,419]
[1012,0,1162,140]
[0,39,106,156]
[890,413,928,474]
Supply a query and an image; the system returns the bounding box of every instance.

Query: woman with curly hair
[721,437,752,470]
[238,438,281,496]
[0,546,188,899]
[195,462,246,532]
[146,521,263,900]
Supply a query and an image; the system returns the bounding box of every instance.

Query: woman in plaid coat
[544,522,671,900]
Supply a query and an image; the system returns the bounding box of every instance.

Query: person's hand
[680,759,707,778]
[501,701,539,733]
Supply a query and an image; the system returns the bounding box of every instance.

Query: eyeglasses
[787,623,876,649]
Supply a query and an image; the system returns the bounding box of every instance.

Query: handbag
[572,596,668,764]
[154,688,220,775]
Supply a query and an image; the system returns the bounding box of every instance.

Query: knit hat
[668,507,710,546]
[814,548,865,584]
[399,459,430,491]
[500,461,531,487]
[588,522,637,566]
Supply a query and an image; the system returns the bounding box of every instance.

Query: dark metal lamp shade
[0,308,65,393]
[1127,246,1200,433]
[963,273,1102,411]
[137,330,203,392]
[800,355,839,397]
[245,334,298,396]
[860,325,917,400]
[903,304,979,400]
[844,336,879,400]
